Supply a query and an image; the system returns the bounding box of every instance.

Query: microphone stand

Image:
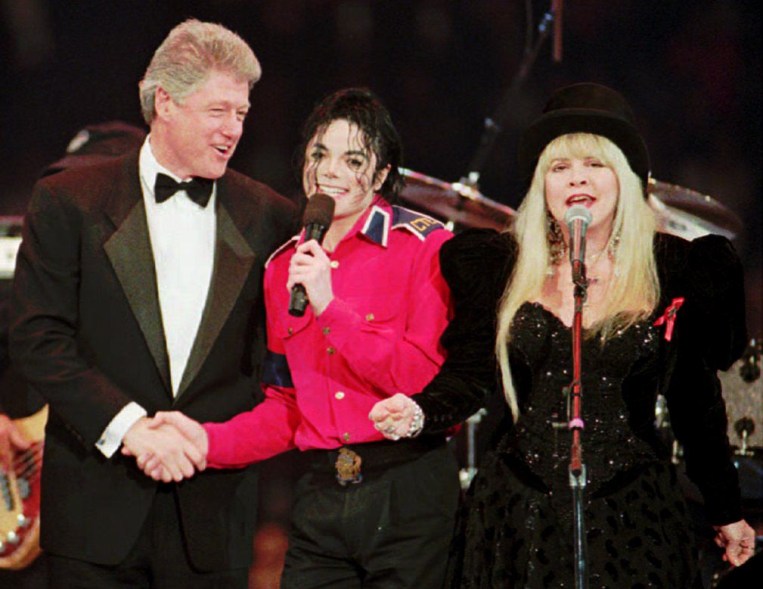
[461,6,557,189]
[568,259,589,589]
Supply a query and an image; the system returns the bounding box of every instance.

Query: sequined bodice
[505,302,664,492]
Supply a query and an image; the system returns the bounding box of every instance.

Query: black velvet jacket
[415,228,747,525]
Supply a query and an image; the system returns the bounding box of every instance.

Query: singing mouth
[566,194,594,207]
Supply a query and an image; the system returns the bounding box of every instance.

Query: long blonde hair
[496,133,659,420]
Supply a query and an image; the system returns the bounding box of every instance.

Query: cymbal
[648,179,743,240]
[399,168,514,231]
[399,171,742,240]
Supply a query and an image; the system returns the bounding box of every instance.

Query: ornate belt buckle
[335,447,363,486]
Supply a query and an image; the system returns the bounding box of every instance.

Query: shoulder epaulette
[391,205,446,241]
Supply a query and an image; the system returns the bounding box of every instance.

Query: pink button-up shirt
[205,198,453,467]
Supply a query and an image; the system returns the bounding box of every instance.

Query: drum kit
[397,168,761,491]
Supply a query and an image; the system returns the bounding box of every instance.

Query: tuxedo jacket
[9,151,298,570]
[2,286,46,417]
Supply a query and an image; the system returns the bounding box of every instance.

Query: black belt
[302,435,447,486]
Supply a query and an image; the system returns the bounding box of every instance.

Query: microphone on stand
[564,205,592,287]
[563,205,593,589]
[288,193,335,317]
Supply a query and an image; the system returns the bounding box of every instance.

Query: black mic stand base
[570,465,589,589]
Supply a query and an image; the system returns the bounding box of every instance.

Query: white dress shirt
[96,137,217,457]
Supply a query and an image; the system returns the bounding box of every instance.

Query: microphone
[564,205,592,286]
[288,193,335,317]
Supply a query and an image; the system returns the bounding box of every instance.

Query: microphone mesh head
[564,205,592,226]
[303,193,335,227]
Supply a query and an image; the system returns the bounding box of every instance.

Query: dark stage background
[1,1,761,586]
[1,0,761,332]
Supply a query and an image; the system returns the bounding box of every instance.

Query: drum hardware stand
[459,3,561,193]
[653,394,682,464]
[733,417,756,457]
[738,338,761,383]
[459,408,487,490]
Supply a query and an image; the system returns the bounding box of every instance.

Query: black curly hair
[296,88,404,202]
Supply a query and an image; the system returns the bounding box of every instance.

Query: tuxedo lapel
[175,186,255,398]
[103,156,172,393]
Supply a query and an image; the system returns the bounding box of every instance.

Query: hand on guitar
[121,414,207,483]
[0,407,46,569]
[0,413,30,470]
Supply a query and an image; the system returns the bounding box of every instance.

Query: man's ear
[373,164,391,192]
[154,87,175,121]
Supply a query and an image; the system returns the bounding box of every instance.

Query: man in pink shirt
[145,88,459,588]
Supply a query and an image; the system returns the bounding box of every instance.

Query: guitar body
[0,405,46,570]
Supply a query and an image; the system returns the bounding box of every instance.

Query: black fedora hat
[518,83,650,191]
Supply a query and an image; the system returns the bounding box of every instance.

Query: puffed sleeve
[662,234,747,525]
[414,228,516,432]
[683,235,747,368]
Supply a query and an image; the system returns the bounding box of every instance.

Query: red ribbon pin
[654,297,685,342]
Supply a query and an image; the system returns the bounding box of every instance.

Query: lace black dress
[414,229,747,588]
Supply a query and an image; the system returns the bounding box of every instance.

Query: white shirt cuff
[95,402,148,458]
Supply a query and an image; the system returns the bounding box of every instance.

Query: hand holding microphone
[564,205,592,287]
[288,193,335,316]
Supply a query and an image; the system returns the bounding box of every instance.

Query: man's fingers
[368,406,390,422]
[0,417,31,469]
[136,452,153,470]
[177,456,195,480]
[141,455,160,473]
[172,415,204,443]
[148,466,166,481]
[154,413,208,456]
[9,429,31,451]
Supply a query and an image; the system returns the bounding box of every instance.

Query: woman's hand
[713,519,756,567]
[287,240,334,315]
[369,393,423,441]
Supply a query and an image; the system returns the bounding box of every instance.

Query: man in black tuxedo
[0,123,144,587]
[9,19,297,588]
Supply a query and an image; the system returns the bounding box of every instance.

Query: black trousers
[280,440,460,589]
[45,485,248,589]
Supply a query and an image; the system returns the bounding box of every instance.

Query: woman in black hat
[370,82,755,587]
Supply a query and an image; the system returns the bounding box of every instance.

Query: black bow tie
[154,173,214,207]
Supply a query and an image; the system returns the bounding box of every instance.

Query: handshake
[121,412,208,483]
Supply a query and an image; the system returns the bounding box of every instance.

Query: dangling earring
[547,211,565,269]
[607,229,620,260]
[608,229,621,277]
